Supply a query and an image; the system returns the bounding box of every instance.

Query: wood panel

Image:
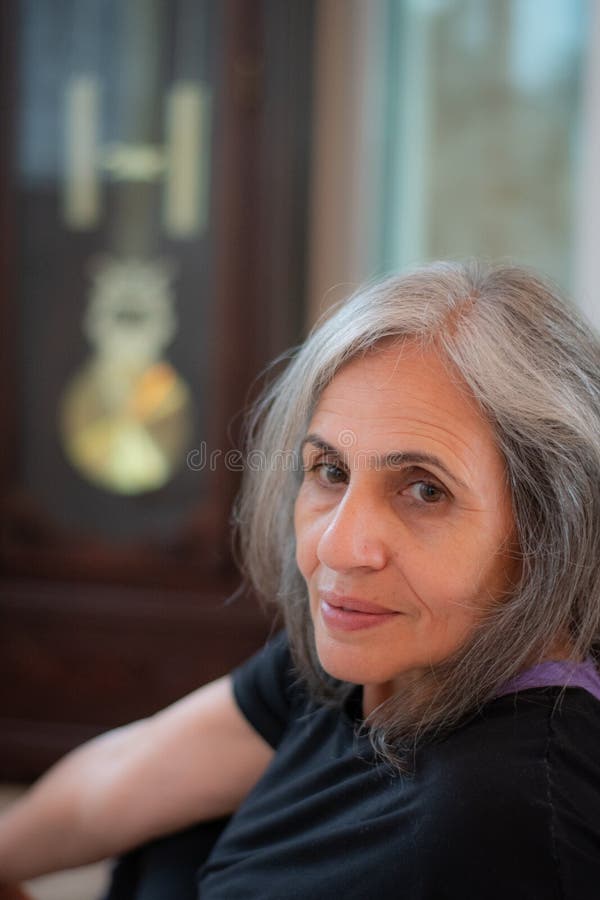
[0,0,314,780]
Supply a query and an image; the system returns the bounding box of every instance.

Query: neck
[362,681,395,718]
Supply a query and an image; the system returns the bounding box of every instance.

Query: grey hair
[233,260,600,769]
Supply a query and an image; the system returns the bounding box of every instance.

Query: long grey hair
[234,261,600,768]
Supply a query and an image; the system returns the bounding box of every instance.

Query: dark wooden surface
[0,576,278,780]
[0,0,314,780]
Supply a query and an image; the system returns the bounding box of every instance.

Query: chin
[313,628,400,685]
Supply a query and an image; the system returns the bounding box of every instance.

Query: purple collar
[495,657,600,702]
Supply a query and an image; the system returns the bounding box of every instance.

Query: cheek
[394,536,507,623]
[293,495,320,579]
[400,558,472,621]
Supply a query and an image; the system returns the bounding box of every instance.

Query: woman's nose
[316,486,388,573]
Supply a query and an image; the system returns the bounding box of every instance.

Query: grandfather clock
[0,0,314,779]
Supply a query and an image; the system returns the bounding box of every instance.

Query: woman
[1,261,599,898]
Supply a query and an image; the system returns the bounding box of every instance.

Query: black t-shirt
[197,631,600,899]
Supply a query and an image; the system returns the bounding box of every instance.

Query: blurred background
[0,0,598,891]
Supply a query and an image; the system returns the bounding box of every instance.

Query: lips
[319,591,400,632]
[320,592,395,614]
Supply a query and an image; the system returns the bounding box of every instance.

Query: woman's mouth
[319,593,401,632]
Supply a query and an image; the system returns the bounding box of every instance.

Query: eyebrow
[299,433,469,490]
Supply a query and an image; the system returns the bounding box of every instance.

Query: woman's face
[294,340,519,699]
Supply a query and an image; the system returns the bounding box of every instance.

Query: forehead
[308,341,501,472]
[314,340,481,418]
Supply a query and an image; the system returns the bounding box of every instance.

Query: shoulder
[424,684,600,772]
[418,687,600,822]
[410,688,600,897]
[416,691,553,838]
[231,630,309,749]
[544,689,600,896]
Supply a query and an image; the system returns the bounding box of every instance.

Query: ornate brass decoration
[59,258,193,495]
[63,76,210,237]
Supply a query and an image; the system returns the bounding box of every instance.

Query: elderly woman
[1,261,599,899]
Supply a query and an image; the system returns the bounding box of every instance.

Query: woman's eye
[404,481,445,504]
[312,462,347,485]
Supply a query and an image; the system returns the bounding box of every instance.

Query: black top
[197,631,600,899]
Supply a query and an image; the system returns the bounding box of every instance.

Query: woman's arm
[0,674,274,883]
